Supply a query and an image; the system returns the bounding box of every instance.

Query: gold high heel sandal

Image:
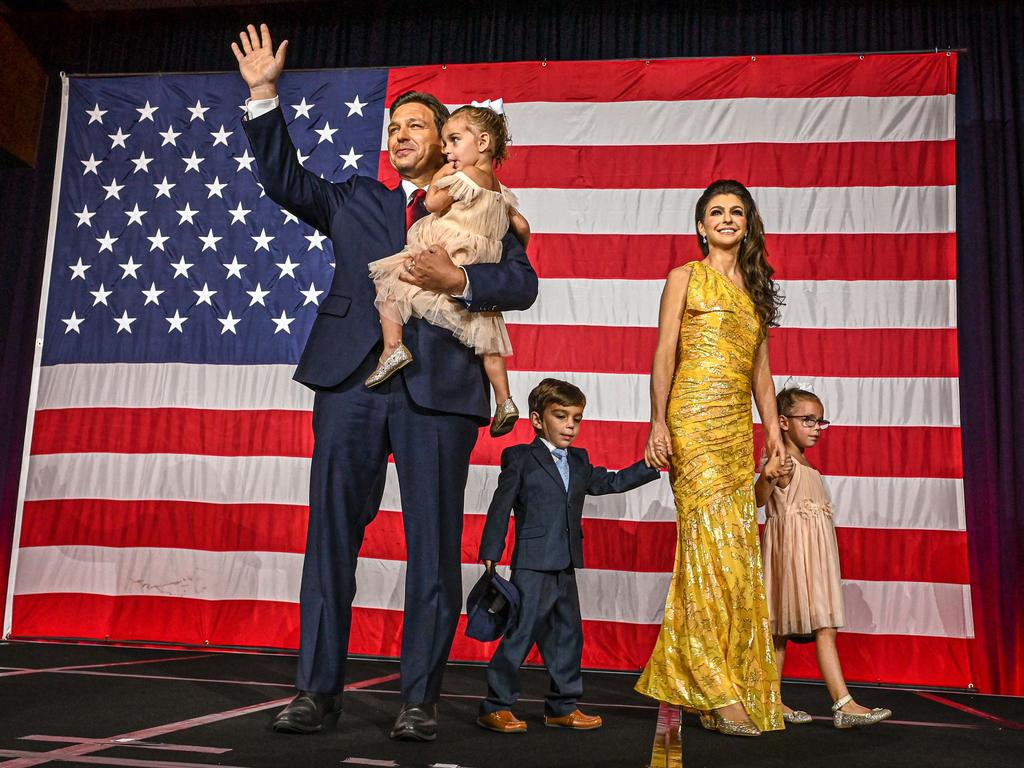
[365,343,413,388]
[700,710,760,737]
[831,694,892,729]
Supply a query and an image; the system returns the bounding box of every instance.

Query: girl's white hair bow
[781,376,815,393]
[470,98,505,114]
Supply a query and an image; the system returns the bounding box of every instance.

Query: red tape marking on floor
[0,672,401,767]
[0,654,214,679]
[915,691,1024,730]
[19,737,229,754]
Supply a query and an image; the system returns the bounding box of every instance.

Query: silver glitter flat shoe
[832,695,892,729]
[365,343,413,388]
[783,709,813,724]
[489,397,520,437]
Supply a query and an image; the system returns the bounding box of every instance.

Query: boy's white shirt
[537,436,561,462]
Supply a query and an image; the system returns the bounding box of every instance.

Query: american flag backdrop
[5,53,970,689]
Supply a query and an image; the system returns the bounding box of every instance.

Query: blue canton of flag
[43,69,389,365]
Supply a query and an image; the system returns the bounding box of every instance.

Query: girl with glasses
[755,387,892,729]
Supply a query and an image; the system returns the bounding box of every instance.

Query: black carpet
[1,640,1020,767]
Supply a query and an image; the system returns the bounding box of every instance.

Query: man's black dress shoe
[389,702,438,741]
[272,691,342,734]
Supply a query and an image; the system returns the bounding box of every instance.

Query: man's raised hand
[230,23,288,101]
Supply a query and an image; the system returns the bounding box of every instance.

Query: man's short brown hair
[528,378,586,430]
[389,90,450,136]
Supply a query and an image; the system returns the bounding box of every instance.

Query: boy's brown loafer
[543,709,603,729]
[477,710,528,733]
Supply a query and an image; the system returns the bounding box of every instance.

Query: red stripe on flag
[19,499,309,553]
[10,594,973,687]
[779,632,972,689]
[758,523,970,584]
[30,409,962,478]
[832,527,970,584]
[507,326,959,377]
[379,141,955,191]
[21,500,968,584]
[524,233,956,281]
[31,408,314,458]
[385,55,955,103]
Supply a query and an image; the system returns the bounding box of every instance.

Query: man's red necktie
[406,188,428,230]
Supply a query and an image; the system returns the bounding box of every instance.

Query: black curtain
[1,0,1020,693]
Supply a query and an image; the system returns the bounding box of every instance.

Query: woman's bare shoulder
[666,262,695,285]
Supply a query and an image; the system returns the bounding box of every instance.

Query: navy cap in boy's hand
[465,570,520,642]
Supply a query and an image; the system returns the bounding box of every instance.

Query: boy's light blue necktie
[552,448,569,491]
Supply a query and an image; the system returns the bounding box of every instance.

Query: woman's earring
[701,234,707,245]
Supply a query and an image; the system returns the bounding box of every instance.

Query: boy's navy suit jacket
[479,438,660,571]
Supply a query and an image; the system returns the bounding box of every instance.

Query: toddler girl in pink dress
[366,103,529,437]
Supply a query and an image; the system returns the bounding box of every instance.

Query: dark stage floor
[0,640,1021,767]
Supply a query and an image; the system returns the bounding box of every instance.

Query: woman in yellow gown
[636,180,786,736]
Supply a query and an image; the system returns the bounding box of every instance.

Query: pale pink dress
[367,171,517,356]
[761,460,845,637]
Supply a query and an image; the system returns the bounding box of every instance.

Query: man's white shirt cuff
[245,96,279,119]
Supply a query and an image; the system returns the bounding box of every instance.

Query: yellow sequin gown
[635,260,783,733]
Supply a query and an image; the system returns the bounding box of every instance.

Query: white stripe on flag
[35,364,960,425]
[516,186,954,235]
[523,279,957,329]
[25,453,966,532]
[25,452,311,506]
[36,363,311,411]
[381,95,955,148]
[505,372,959,427]
[13,546,973,638]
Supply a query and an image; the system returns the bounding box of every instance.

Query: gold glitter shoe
[832,695,892,729]
[783,709,813,724]
[365,343,413,388]
[489,397,519,437]
[710,710,760,737]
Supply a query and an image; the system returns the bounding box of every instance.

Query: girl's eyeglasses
[785,413,831,430]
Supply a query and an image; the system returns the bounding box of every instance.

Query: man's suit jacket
[243,107,538,421]
[479,438,661,571]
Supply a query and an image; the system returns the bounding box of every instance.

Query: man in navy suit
[232,24,538,741]
[476,379,661,733]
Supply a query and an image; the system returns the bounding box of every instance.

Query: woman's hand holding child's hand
[645,421,673,469]
[763,453,794,481]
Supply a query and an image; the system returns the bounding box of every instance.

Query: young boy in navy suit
[476,378,661,733]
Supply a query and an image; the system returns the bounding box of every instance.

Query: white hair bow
[781,376,815,392]
[470,98,504,114]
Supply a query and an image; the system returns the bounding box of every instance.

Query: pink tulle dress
[761,460,846,638]
[367,171,517,356]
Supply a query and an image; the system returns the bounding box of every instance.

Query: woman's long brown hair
[694,179,784,329]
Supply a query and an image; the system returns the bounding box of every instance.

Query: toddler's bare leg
[484,353,518,437]
[482,353,510,403]
[379,309,404,358]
